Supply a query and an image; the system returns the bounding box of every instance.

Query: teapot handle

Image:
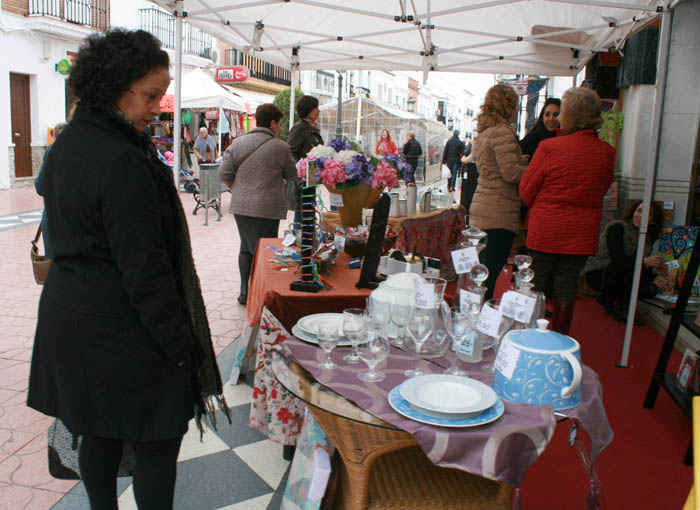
[560,351,582,399]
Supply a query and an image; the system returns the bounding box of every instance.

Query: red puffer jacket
[520,129,615,255]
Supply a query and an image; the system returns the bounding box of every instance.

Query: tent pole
[218,107,223,156]
[173,1,183,190]
[619,7,673,367]
[355,94,362,149]
[289,67,297,133]
[335,72,343,140]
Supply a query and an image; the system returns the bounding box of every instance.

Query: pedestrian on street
[193,126,218,162]
[27,29,229,510]
[219,103,297,305]
[375,129,398,156]
[442,129,466,192]
[402,131,422,183]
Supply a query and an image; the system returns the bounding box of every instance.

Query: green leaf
[272,87,305,141]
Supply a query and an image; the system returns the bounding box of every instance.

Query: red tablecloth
[247,238,457,330]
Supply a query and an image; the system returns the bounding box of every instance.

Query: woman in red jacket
[519,87,615,334]
[375,129,398,156]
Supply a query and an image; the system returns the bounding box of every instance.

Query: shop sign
[55,59,71,75]
[215,66,250,83]
[204,110,220,120]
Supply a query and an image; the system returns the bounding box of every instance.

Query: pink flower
[320,158,347,190]
[371,160,399,189]
[296,156,316,178]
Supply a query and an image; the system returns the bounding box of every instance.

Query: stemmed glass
[443,305,481,375]
[367,296,391,340]
[404,308,434,377]
[479,299,514,373]
[389,289,412,347]
[316,322,340,370]
[342,308,368,364]
[357,335,390,382]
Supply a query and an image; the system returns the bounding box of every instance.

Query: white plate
[388,387,504,428]
[399,374,498,415]
[297,313,345,336]
[291,323,353,347]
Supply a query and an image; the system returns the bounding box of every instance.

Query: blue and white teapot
[492,319,582,410]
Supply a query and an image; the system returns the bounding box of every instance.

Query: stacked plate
[292,313,354,346]
[388,374,505,428]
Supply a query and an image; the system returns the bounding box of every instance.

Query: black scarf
[104,106,231,435]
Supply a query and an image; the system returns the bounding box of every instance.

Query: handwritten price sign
[499,291,536,324]
[450,246,479,275]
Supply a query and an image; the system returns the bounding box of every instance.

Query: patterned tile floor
[0,187,291,509]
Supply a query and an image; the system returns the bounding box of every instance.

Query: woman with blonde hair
[520,87,615,334]
[470,84,529,299]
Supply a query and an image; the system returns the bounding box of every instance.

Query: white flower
[336,150,359,164]
[307,145,336,159]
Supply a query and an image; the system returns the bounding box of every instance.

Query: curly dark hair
[296,95,319,119]
[624,199,666,242]
[68,29,169,108]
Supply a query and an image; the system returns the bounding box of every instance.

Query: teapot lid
[506,319,579,352]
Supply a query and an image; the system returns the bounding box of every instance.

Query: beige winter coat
[469,122,528,234]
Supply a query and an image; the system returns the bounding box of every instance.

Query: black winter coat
[27,104,195,441]
[442,135,466,165]
[288,119,324,161]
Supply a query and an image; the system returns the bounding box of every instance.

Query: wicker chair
[290,363,513,510]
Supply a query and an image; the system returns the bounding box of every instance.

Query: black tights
[79,435,183,510]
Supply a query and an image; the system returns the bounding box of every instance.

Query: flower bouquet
[296,141,413,226]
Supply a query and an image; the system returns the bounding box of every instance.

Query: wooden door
[10,73,32,178]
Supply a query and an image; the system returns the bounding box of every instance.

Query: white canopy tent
[155,0,685,366]
[166,67,246,111]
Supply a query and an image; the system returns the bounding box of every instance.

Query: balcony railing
[29,0,109,31]
[139,8,212,59]
[224,48,291,86]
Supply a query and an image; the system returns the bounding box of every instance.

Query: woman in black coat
[27,29,227,510]
[519,97,561,158]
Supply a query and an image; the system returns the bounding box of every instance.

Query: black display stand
[290,184,323,293]
[644,230,700,464]
[356,193,390,290]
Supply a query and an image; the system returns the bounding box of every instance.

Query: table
[322,206,467,264]
[274,334,613,489]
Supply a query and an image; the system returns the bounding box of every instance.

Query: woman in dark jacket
[27,29,227,510]
[519,97,561,158]
[582,200,666,324]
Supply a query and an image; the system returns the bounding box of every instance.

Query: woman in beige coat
[470,85,529,299]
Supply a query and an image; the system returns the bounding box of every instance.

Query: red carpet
[502,288,693,509]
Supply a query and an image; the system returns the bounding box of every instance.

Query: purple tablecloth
[280,337,613,487]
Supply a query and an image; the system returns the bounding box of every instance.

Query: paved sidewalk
[0,187,290,509]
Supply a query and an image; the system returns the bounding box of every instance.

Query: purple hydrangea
[345,154,374,186]
[327,139,352,152]
[384,153,415,182]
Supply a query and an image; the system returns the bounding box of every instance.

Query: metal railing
[224,48,291,86]
[29,0,109,31]
[139,8,212,59]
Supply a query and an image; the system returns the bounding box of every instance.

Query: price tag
[453,331,476,356]
[356,225,368,235]
[663,201,673,210]
[666,259,680,270]
[476,304,502,338]
[415,283,436,309]
[329,193,344,207]
[459,289,482,314]
[493,340,520,380]
[499,290,536,324]
[451,246,479,275]
[335,235,346,252]
[282,233,296,247]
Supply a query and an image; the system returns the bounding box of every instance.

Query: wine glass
[442,305,481,375]
[316,321,340,370]
[342,308,368,364]
[367,295,391,339]
[404,308,434,377]
[422,277,448,303]
[357,335,390,382]
[389,289,412,347]
[479,299,514,373]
